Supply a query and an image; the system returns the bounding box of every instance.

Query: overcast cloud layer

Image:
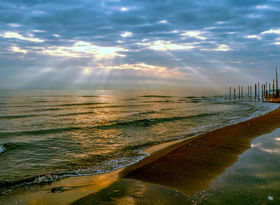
[1,0,280,90]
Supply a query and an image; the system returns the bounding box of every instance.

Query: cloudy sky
[1,0,280,90]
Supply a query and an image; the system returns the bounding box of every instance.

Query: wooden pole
[273,79,275,96]
[258,82,260,100]
[238,86,240,100]
[255,84,257,100]
[247,86,249,97]
[263,84,265,99]
[261,84,264,101]
[260,83,262,100]
[276,67,278,97]
[265,82,268,98]
[234,88,236,100]
[229,86,231,100]
[250,86,252,100]
[264,84,266,99]
[241,86,243,99]
[269,83,271,98]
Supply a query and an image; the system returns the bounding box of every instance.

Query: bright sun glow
[37,41,126,59]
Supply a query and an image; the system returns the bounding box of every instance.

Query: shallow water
[191,128,280,204]
[0,90,278,195]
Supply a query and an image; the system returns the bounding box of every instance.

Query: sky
[1,0,280,91]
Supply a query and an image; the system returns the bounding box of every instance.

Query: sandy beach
[2,0,280,204]
[1,108,280,204]
[121,107,280,195]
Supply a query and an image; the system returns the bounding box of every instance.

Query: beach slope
[122,108,280,195]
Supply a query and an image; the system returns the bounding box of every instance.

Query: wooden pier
[228,67,280,102]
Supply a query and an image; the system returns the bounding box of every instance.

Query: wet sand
[121,107,280,195]
[2,108,280,204]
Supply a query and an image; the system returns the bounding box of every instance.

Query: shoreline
[121,107,280,195]
[2,107,280,204]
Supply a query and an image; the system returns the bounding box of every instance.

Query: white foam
[268,196,273,201]
[233,102,279,125]
[0,145,5,154]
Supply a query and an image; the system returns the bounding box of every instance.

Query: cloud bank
[1,0,280,90]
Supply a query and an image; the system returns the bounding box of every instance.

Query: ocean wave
[0,153,146,196]
[58,102,107,107]
[0,132,200,196]
[129,110,159,117]
[180,96,206,103]
[0,104,148,113]
[0,127,81,137]
[25,107,61,112]
[0,104,32,108]
[91,104,147,109]
[142,100,175,103]
[32,100,60,103]
[0,99,279,196]
[80,95,100,98]
[94,112,221,129]
[54,111,96,117]
[0,102,107,109]
[0,112,221,137]
[0,109,99,119]
[0,114,45,119]
[0,173,67,196]
[182,96,207,99]
[141,95,173,98]
[0,142,28,153]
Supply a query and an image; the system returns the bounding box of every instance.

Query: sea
[0,90,278,195]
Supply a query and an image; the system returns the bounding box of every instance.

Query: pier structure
[228,67,280,102]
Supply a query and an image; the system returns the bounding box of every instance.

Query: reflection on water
[197,128,280,204]
[0,90,278,195]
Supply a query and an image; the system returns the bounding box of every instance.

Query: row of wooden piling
[228,67,279,101]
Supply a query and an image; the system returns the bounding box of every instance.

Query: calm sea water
[0,90,278,195]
